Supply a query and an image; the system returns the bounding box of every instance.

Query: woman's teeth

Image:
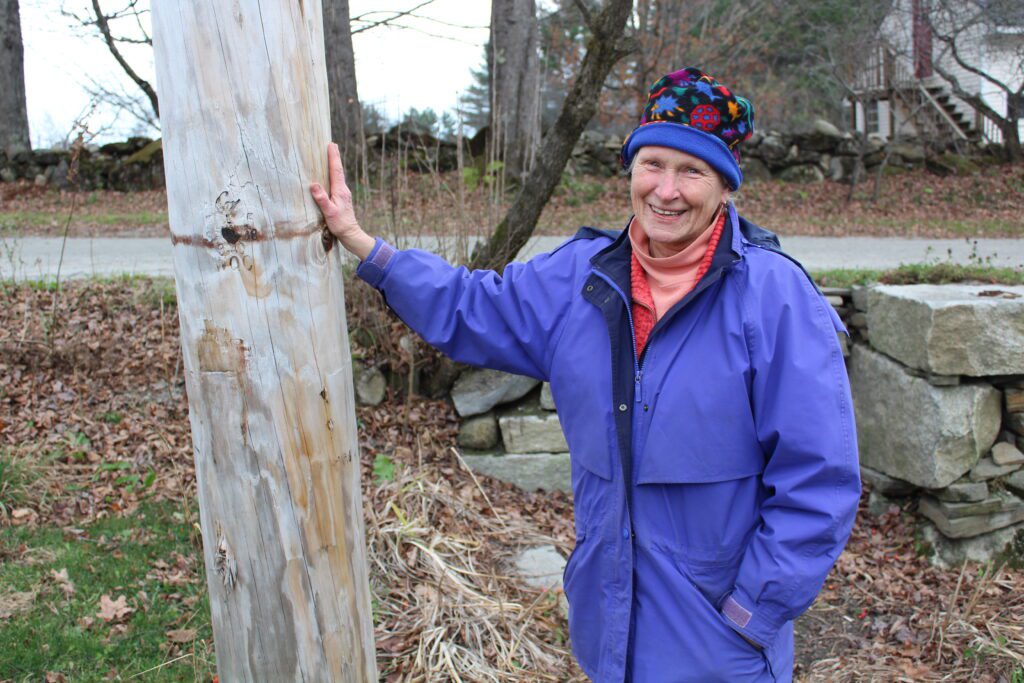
[650,206,684,216]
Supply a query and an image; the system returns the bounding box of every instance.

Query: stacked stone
[0,137,165,191]
[565,119,990,183]
[450,368,571,493]
[849,284,1024,566]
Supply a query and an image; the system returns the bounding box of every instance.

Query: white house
[851,0,1023,147]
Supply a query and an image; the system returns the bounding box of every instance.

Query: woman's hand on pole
[310,142,376,261]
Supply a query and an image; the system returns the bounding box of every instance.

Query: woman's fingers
[310,182,331,211]
[329,142,346,199]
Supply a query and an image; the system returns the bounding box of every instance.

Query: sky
[19,0,492,147]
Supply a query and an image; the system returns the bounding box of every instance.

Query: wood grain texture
[152,2,376,679]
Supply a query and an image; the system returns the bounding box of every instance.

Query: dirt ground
[1,279,1022,681]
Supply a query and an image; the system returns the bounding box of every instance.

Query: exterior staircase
[854,44,1002,146]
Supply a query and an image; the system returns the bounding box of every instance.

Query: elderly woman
[312,67,860,683]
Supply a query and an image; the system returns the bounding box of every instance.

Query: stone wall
[350,281,1024,568]
[846,284,1024,567]
[0,137,165,191]
[4,121,999,193]
[569,119,997,182]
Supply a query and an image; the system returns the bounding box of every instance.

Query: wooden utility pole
[152,2,376,679]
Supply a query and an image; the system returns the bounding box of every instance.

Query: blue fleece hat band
[623,122,743,190]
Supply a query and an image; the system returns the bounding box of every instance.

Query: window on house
[866,100,880,134]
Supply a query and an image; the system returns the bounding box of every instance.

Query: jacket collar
[590,203,743,294]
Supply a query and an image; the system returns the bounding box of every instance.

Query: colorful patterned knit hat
[621,67,755,190]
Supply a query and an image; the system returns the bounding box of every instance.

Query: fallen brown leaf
[50,568,75,598]
[166,628,196,643]
[96,594,132,623]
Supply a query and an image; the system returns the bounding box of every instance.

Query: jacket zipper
[593,271,644,407]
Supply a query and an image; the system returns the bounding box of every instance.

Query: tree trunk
[471,0,634,272]
[0,0,30,153]
[151,2,376,680]
[323,0,364,173]
[489,0,541,183]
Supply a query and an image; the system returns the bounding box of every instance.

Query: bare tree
[489,0,541,183]
[0,0,31,153]
[470,0,634,271]
[323,0,364,172]
[925,0,1024,161]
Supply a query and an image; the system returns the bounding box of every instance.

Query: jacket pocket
[563,533,606,675]
[677,558,769,663]
[638,396,764,484]
[562,529,586,588]
[681,550,743,610]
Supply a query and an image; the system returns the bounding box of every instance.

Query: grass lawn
[0,499,214,681]
[811,263,1024,288]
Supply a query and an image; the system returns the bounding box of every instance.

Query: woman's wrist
[339,228,376,261]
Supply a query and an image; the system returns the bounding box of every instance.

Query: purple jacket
[357,204,861,682]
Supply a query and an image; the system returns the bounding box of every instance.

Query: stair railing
[916,84,970,139]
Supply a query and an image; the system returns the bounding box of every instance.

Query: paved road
[1,234,1022,281]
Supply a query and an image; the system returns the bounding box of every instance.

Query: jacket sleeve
[355,238,580,381]
[721,260,861,648]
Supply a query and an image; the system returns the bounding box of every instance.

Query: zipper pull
[635,371,642,403]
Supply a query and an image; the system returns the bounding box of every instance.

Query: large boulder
[777,164,824,183]
[498,413,569,453]
[460,453,571,492]
[867,285,1024,376]
[850,345,1001,489]
[451,368,539,417]
[920,521,1024,568]
[756,132,791,167]
[798,119,847,153]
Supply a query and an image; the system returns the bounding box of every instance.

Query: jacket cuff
[720,589,784,648]
[355,238,396,288]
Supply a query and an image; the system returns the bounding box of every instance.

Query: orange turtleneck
[629,210,725,356]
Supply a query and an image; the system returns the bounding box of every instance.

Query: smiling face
[630,146,730,258]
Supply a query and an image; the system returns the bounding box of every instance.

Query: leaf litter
[2,163,1022,240]
[1,278,1021,680]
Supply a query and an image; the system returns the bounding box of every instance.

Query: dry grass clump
[364,452,579,682]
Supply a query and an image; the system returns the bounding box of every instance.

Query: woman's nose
[655,172,679,201]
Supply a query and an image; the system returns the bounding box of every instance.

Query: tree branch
[930,11,1015,96]
[350,0,437,34]
[469,0,634,272]
[90,0,159,119]
[572,0,595,34]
